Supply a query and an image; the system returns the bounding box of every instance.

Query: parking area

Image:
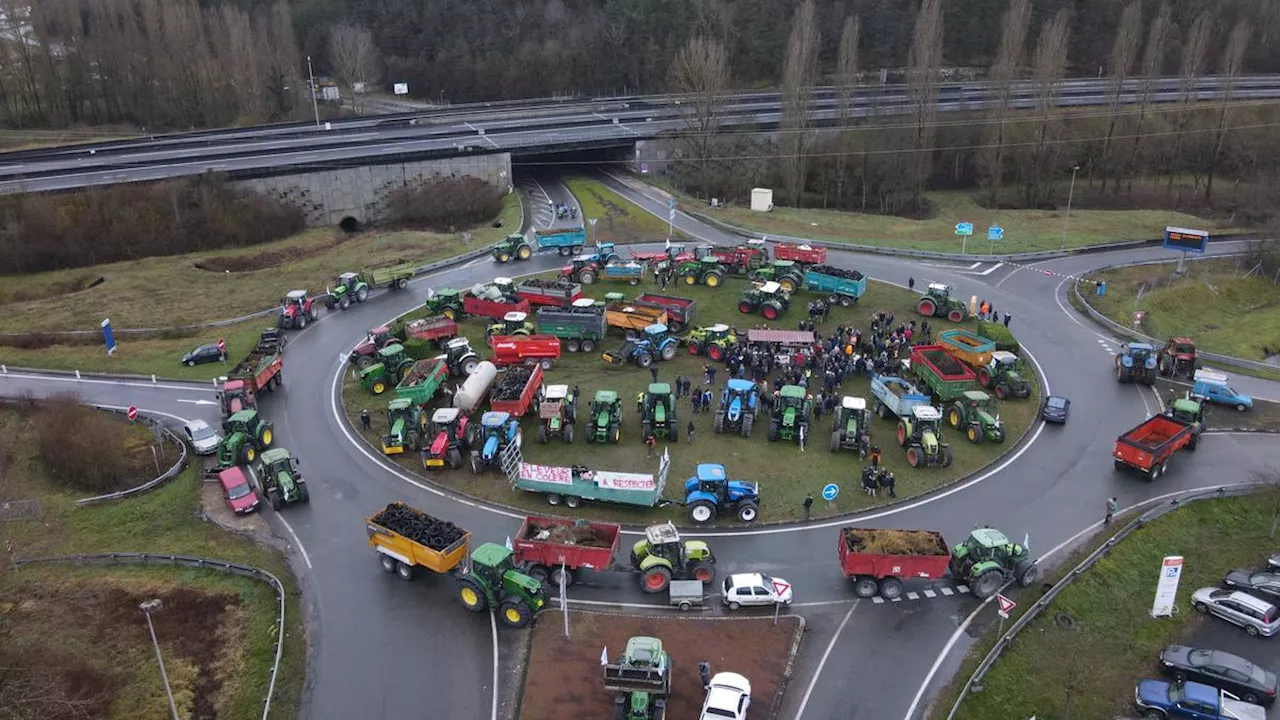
[1180,614,1280,718]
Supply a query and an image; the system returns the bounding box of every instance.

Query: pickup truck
[365,502,471,579]
[803,265,866,306]
[605,301,668,336]
[909,344,977,403]
[489,335,561,369]
[936,329,997,370]
[838,528,952,600]
[536,307,607,352]
[490,364,544,416]
[517,278,583,308]
[513,515,622,587]
[534,226,587,256]
[773,241,827,266]
[869,374,931,420]
[508,453,671,509]
[1114,414,1195,480]
[635,293,696,332]
[395,358,449,404]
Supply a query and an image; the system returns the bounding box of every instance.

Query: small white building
[751,188,774,212]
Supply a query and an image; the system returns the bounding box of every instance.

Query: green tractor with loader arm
[948,526,1038,599]
[604,636,671,720]
[897,405,954,468]
[212,409,275,470]
[255,447,309,510]
[640,383,678,441]
[359,343,415,395]
[455,542,546,628]
[630,522,716,593]
[767,384,811,445]
[588,390,623,444]
[945,390,1006,444]
[684,323,737,361]
[381,398,428,454]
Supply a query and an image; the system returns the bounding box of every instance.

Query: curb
[0,364,216,387]
[1205,427,1280,434]
[768,614,808,720]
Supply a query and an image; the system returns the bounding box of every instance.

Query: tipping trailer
[394,358,449,404]
[534,226,588,255]
[936,329,997,369]
[1113,414,1195,480]
[490,335,562,369]
[403,315,459,346]
[226,343,283,396]
[773,242,827,266]
[517,279,583,308]
[838,528,952,600]
[463,293,532,321]
[365,502,471,579]
[359,262,416,291]
[803,265,866,306]
[509,451,671,510]
[536,306,607,352]
[605,301,669,336]
[513,515,622,587]
[634,293,697,333]
[869,374,931,420]
[909,344,978,403]
[490,364,544,416]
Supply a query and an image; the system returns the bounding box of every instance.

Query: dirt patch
[0,273,103,305]
[198,479,280,551]
[521,610,801,720]
[194,230,344,273]
[1154,380,1280,432]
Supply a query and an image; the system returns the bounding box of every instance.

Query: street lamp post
[1060,164,1081,251]
[307,56,321,129]
[139,599,180,720]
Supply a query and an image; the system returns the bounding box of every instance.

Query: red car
[218,466,261,514]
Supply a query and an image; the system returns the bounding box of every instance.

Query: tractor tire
[767,421,779,442]
[1159,358,1171,376]
[580,270,597,284]
[551,566,573,589]
[499,600,533,628]
[687,341,701,356]
[457,579,488,612]
[447,448,462,469]
[916,298,936,316]
[518,245,533,260]
[978,368,992,387]
[441,307,457,321]
[972,570,1003,599]
[778,277,797,293]
[641,421,653,440]
[339,294,350,310]
[470,452,483,475]
[564,425,574,444]
[356,354,376,370]
[896,423,907,447]
[296,314,307,330]
[668,320,686,333]
[460,357,479,375]
[581,339,596,352]
[906,447,922,468]
[496,252,511,263]
[947,309,964,323]
[396,561,415,581]
[738,301,754,315]
[1018,563,1039,587]
[1016,384,1031,399]
[688,501,716,524]
[642,566,672,594]
[705,272,723,288]
[992,426,1006,443]
[609,426,620,443]
[406,431,420,452]
[737,501,758,522]
[994,384,1009,400]
[948,405,964,428]
[325,296,336,309]
[1187,434,1199,452]
[713,412,725,434]
[741,414,753,437]
[879,577,904,600]
[636,354,654,369]
[831,430,841,452]
[371,380,387,395]
[941,447,953,467]
[660,344,677,361]
[683,274,698,286]
[762,304,780,321]
[524,565,550,584]
[689,561,716,583]
[853,577,879,598]
[297,481,310,503]
[538,425,548,444]
[380,555,397,573]
[707,344,724,361]
[967,424,981,444]
[241,445,257,465]
[268,490,282,512]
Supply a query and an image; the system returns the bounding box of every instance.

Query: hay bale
[844,528,947,556]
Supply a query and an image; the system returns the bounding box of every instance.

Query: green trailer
[536,304,607,353]
[908,344,977,403]
[507,445,671,509]
[360,262,416,292]
[394,358,449,404]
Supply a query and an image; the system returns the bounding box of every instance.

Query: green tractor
[948,526,1038,599]
[455,542,546,628]
[640,383,678,441]
[485,311,534,344]
[492,232,534,263]
[603,636,671,720]
[767,384,811,445]
[979,351,1033,400]
[916,283,969,323]
[536,384,575,444]
[381,398,428,454]
[255,447,309,510]
[1165,396,1205,450]
[629,521,716,593]
[359,343,414,395]
[214,409,275,469]
[738,281,790,321]
[588,390,623,444]
[897,405,953,468]
[424,287,466,320]
[749,260,803,293]
[684,323,737,361]
[830,396,871,452]
[327,272,369,310]
[675,257,726,287]
[945,390,1006,444]
[441,337,481,377]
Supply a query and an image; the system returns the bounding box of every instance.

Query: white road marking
[275,514,314,570]
[924,589,937,598]
[795,600,859,720]
[940,587,954,596]
[0,371,214,394]
[956,585,970,594]
[978,262,1005,276]
[176,398,218,406]
[872,596,885,604]
[1052,276,1091,330]
[490,609,500,720]
[906,591,920,600]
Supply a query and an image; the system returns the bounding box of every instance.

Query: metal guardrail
[1070,255,1279,375]
[10,552,288,720]
[946,481,1269,720]
[74,406,188,506]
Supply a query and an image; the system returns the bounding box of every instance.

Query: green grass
[341,274,1037,524]
[942,490,1280,720]
[685,188,1228,254]
[564,175,690,244]
[0,407,305,719]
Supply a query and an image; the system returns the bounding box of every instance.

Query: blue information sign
[101,318,116,356]
[955,222,974,236]
[988,225,1004,241]
[822,483,839,501]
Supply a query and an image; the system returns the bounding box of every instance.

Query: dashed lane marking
[923,589,936,598]
[906,591,920,600]
[940,587,954,596]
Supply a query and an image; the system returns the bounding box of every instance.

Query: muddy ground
[520,610,802,720]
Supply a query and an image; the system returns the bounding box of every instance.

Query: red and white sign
[126,405,138,421]
[996,593,1016,618]
[594,471,655,492]
[217,338,226,353]
[772,579,791,597]
[520,463,572,486]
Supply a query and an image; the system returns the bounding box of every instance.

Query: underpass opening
[339,216,360,232]
[513,146,634,180]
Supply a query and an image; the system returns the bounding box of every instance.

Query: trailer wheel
[546,494,562,506]
[853,577,879,598]
[392,280,405,293]
[395,561,415,581]
[457,579,487,612]
[879,577,904,600]
[525,565,550,583]
[551,566,573,588]
[566,339,581,353]
[565,496,581,509]
[678,600,693,611]
[840,295,854,308]
[581,339,596,352]
[380,555,397,573]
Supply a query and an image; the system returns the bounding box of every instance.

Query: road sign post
[996,593,1016,636]
[102,318,116,356]
[1151,556,1184,618]
[955,222,974,255]
[987,225,1004,255]
[821,482,839,510]
[127,405,138,422]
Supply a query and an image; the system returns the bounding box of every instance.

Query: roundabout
[5,172,1280,720]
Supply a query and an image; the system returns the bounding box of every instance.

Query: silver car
[182,419,221,455]
[1192,588,1280,637]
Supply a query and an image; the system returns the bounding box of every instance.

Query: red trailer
[513,515,622,587]
[463,294,531,321]
[404,315,459,345]
[838,527,952,600]
[490,335,561,369]
[634,293,697,332]
[1114,414,1195,480]
[773,242,827,266]
[517,279,583,308]
[490,364,544,416]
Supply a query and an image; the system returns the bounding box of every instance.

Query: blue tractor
[713,379,759,437]
[1116,342,1157,385]
[602,323,679,368]
[684,463,761,524]
[469,411,521,475]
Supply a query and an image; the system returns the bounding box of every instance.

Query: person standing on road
[908,277,915,291]
[650,366,659,384]
[1003,311,1012,327]
[1105,496,1119,524]
[699,661,712,690]
[803,493,814,520]
[687,421,696,444]
[360,409,371,430]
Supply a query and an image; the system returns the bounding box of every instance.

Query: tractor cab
[721,379,757,419]
[441,337,480,376]
[588,390,623,444]
[217,378,254,418]
[489,311,533,340]
[1167,397,1205,428]
[335,272,360,292]
[643,323,670,344]
[424,407,469,469]
[430,407,464,438]
[460,542,546,627]
[491,277,517,299]
[703,323,731,343]
[1124,342,1154,362]
[349,326,395,368]
[925,283,953,301]
[259,446,299,477]
[693,244,717,260]
[952,527,1029,574]
[683,463,761,524]
[571,297,597,311]
[758,280,784,297]
[949,526,1036,598]
[961,390,998,418]
[282,290,308,310]
[645,383,673,421]
[564,254,598,274]
[1159,336,1198,377]
[989,350,1018,371]
[478,410,520,460]
[746,238,769,257]
[225,409,272,446]
[839,396,868,432]
[909,405,943,436]
[537,384,575,443]
[382,398,425,454]
[642,522,686,562]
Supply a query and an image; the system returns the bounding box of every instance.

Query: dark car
[1160,645,1278,706]
[1224,570,1280,602]
[1040,395,1070,423]
[1268,553,1280,572]
[182,343,226,366]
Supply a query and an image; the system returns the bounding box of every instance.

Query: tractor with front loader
[683,463,760,524]
[422,407,472,469]
[536,383,576,444]
[948,526,1038,599]
[830,396,871,453]
[897,405,953,468]
[255,447,309,510]
[630,521,716,593]
[738,281,791,321]
[713,378,758,437]
[640,383,678,441]
[455,542,546,628]
[603,636,671,720]
[979,350,1033,399]
[684,323,737,361]
[1116,342,1158,385]
[212,409,275,470]
[381,398,428,454]
[587,390,623,444]
[915,283,968,323]
[945,390,1006,444]
[767,384,811,445]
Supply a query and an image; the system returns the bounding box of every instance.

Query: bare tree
[1125,2,1172,194]
[329,23,381,114]
[1019,9,1073,208]
[905,0,944,210]
[1166,12,1213,197]
[1097,0,1143,194]
[835,15,861,207]
[979,0,1031,205]
[669,35,731,198]
[1203,20,1251,201]
[780,0,820,207]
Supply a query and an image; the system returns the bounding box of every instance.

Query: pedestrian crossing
[869,583,971,604]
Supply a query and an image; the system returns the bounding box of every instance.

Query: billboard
[1163,227,1208,254]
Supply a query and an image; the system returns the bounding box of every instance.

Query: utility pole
[139,599,180,720]
[307,56,320,128]
[1060,164,1081,250]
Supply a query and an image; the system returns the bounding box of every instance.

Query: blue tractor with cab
[1116,341,1158,385]
[684,463,760,524]
[470,410,521,475]
[602,323,679,369]
[713,379,759,437]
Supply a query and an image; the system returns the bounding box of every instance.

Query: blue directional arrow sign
[822,483,839,501]
[955,222,974,237]
[988,225,1004,241]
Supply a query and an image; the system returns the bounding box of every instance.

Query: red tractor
[217,378,256,419]
[422,407,472,470]
[694,243,767,275]
[1158,336,1198,378]
[279,290,319,330]
[348,326,397,369]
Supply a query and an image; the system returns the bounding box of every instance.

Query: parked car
[1159,645,1278,706]
[182,343,226,366]
[1223,570,1280,603]
[217,466,260,514]
[1191,588,1280,637]
[1268,553,1280,572]
[182,419,221,455]
[1040,395,1070,423]
[700,672,752,720]
[721,573,793,610]
[1135,678,1265,720]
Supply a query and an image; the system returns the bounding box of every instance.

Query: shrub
[385,177,503,231]
[976,320,1020,355]
[32,396,138,493]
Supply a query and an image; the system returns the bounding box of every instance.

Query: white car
[700,672,751,720]
[722,573,793,610]
[183,419,221,455]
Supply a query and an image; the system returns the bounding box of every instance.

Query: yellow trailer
[366,502,471,579]
[604,301,668,336]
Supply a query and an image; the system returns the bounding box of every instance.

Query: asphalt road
[3,171,1280,720]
